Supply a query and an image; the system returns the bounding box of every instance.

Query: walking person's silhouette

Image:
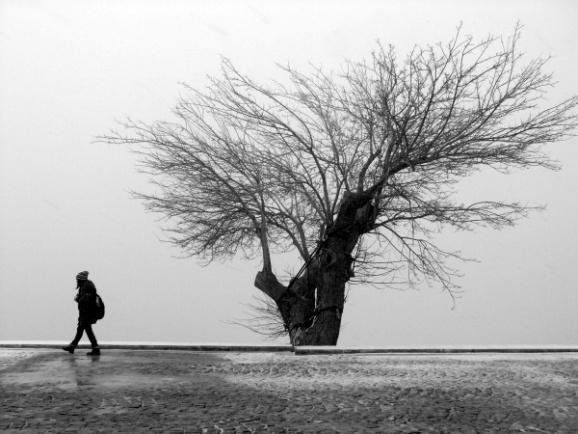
[62,271,101,356]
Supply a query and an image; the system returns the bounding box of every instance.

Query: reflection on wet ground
[1,349,577,432]
[2,351,102,391]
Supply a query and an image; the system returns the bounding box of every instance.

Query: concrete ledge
[294,345,578,355]
[2,342,578,354]
[0,341,293,352]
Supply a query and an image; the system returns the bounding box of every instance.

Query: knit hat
[76,271,89,281]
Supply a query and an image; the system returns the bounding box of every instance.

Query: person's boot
[62,344,75,354]
[86,347,100,356]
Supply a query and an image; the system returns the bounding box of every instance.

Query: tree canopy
[104,27,577,344]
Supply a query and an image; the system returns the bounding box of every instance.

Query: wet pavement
[1,349,577,433]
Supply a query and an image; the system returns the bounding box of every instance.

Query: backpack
[95,294,105,320]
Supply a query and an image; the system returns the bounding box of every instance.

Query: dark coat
[76,280,98,324]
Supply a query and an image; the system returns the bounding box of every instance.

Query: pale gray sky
[1,0,577,346]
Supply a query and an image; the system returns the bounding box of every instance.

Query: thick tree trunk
[255,190,377,346]
[290,241,349,346]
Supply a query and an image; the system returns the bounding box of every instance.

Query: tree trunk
[289,239,350,346]
[255,190,377,346]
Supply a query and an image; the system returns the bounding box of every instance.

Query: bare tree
[103,26,577,345]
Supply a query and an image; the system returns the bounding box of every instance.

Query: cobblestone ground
[1,349,577,433]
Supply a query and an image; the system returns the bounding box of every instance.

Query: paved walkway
[1,349,577,433]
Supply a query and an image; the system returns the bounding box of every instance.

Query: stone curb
[1,342,577,354]
[294,346,578,355]
[0,343,293,352]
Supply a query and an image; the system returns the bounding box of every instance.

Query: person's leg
[85,324,99,348]
[85,323,100,355]
[62,321,84,353]
[71,323,85,346]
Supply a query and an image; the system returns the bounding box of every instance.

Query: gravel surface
[1,349,577,433]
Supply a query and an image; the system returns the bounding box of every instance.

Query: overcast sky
[1,0,577,346]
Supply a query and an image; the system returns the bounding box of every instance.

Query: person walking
[62,271,101,356]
